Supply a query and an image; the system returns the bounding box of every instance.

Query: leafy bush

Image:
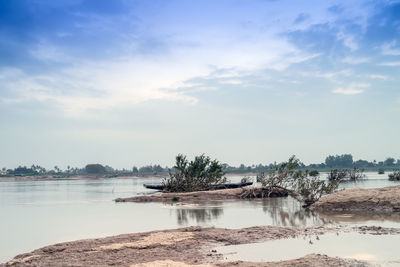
[259,156,302,189]
[85,164,106,174]
[162,154,227,192]
[327,168,365,182]
[388,171,400,181]
[327,169,348,182]
[259,156,340,207]
[347,168,366,180]
[241,176,251,183]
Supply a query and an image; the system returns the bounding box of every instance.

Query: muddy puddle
[216,232,400,266]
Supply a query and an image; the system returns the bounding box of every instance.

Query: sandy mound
[116,186,288,203]
[216,253,369,267]
[4,225,394,267]
[98,232,194,250]
[311,185,400,212]
[131,260,212,267]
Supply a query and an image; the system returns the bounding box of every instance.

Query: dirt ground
[115,187,247,203]
[311,185,400,212]
[115,186,288,203]
[4,225,399,267]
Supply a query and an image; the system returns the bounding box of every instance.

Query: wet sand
[311,185,400,212]
[3,225,399,266]
[115,186,288,203]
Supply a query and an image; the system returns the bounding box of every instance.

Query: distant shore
[0,174,145,182]
[0,173,254,182]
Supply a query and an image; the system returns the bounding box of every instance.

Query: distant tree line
[0,163,169,177]
[1,154,399,177]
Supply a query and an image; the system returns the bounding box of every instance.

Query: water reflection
[174,205,224,225]
[216,232,400,263]
[260,198,331,227]
[316,211,400,227]
[169,198,331,228]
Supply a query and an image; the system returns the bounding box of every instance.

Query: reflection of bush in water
[317,211,400,224]
[176,207,223,225]
[261,198,331,227]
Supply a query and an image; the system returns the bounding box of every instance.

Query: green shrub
[388,171,400,181]
[259,156,340,207]
[162,154,227,192]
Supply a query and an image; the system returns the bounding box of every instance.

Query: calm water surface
[216,232,400,265]
[0,173,399,263]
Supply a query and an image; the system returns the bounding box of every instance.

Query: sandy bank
[311,185,400,212]
[115,186,288,203]
[3,225,398,267]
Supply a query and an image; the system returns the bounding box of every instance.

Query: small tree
[384,157,396,166]
[259,156,341,207]
[347,168,366,180]
[162,154,227,192]
[85,164,106,174]
[327,168,365,181]
[132,166,139,174]
[327,169,348,181]
[388,171,400,181]
[260,156,304,189]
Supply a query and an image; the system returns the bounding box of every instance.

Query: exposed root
[239,186,289,199]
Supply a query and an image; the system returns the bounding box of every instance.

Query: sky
[1,0,400,169]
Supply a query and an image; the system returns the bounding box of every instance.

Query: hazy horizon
[1,0,399,169]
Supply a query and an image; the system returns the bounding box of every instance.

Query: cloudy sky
[1,0,399,169]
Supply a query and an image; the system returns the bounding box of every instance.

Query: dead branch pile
[239,186,289,198]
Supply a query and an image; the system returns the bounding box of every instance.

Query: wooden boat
[143,182,253,191]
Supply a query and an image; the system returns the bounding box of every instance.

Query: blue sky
[1,0,399,169]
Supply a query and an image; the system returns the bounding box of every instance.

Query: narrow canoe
[143,182,253,191]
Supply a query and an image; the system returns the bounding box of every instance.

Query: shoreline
[0,173,252,182]
[115,186,288,203]
[0,174,159,182]
[4,224,396,266]
[311,185,400,212]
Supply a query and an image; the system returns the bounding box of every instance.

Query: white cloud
[220,79,243,85]
[381,41,400,56]
[332,83,369,95]
[378,61,400,66]
[332,88,364,95]
[337,32,358,51]
[369,74,388,80]
[2,29,318,117]
[341,57,370,64]
[0,0,379,117]
[300,69,353,80]
[30,41,72,62]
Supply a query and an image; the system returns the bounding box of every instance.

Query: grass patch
[172,196,180,202]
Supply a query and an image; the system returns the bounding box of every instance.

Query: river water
[0,173,399,263]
